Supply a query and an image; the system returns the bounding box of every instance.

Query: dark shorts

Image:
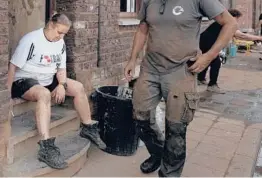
[11,76,59,99]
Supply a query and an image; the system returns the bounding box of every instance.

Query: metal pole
[97,0,102,67]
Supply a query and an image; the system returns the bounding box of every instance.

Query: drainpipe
[45,0,51,24]
[97,0,102,67]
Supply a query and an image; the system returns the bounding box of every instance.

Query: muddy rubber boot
[159,121,187,177]
[140,155,162,174]
[37,137,68,169]
[80,121,107,150]
[136,120,164,174]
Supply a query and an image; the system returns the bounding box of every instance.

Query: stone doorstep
[7,106,79,165]
[3,130,91,177]
[11,99,57,116]
[11,98,26,105]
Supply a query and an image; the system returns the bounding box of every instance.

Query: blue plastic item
[229,43,237,57]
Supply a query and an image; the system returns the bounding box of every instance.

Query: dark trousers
[197,56,221,86]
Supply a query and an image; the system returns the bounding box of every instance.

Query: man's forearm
[130,23,148,62]
[56,69,67,83]
[207,22,237,59]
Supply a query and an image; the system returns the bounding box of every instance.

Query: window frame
[119,0,141,18]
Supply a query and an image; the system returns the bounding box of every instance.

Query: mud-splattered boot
[159,121,188,177]
[135,120,164,173]
[80,121,107,150]
[38,137,68,169]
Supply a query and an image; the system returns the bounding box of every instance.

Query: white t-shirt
[10,28,66,86]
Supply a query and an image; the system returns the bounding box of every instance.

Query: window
[119,0,141,18]
[121,0,136,12]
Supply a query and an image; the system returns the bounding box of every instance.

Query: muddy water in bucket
[93,86,139,156]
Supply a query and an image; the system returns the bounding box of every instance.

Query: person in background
[198,9,262,94]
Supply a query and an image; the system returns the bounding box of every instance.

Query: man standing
[7,14,106,169]
[124,0,237,177]
[198,9,262,93]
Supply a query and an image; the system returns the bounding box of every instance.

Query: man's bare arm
[124,22,149,81]
[206,10,238,59]
[234,30,262,41]
[129,22,149,62]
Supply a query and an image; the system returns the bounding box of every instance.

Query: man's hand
[188,53,213,73]
[52,85,66,104]
[124,60,136,82]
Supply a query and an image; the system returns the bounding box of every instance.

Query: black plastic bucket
[91,86,139,156]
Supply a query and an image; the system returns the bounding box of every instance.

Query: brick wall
[0,0,8,91]
[0,0,10,174]
[235,0,254,31]
[231,0,262,32]
[219,0,262,32]
[56,0,138,95]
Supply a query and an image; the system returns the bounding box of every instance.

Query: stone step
[7,105,80,164]
[11,98,34,116]
[11,98,57,116]
[3,130,90,177]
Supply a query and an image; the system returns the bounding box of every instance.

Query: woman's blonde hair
[49,12,72,27]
